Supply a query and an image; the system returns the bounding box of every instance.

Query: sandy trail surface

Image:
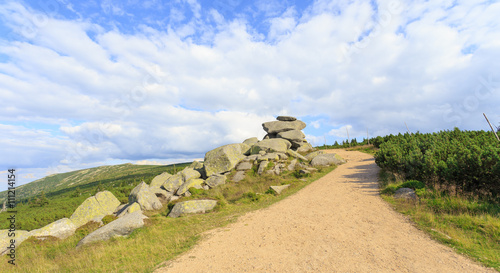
[156,150,495,273]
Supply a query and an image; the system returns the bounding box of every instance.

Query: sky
[0,0,499,190]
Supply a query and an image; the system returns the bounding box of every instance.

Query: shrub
[398,180,425,190]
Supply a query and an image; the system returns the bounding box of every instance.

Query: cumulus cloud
[0,0,499,189]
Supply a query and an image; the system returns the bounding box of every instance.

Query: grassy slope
[1,160,336,273]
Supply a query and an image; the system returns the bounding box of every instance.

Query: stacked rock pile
[262,116,313,153]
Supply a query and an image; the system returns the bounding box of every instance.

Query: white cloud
[0,0,499,185]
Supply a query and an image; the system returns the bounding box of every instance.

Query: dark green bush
[398,180,425,190]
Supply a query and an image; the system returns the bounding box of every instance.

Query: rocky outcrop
[129,182,163,211]
[30,218,76,240]
[168,200,218,218]
[310,153,346,167]
[305,151,325,161]
[204,143,250,176]
[70,191,121,228]
[287,149,308,161]
[77,211,148,247]
[181,168,201,182]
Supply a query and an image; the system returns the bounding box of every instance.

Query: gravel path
[155,150,495,273]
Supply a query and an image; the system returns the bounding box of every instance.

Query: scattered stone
[129,182,163,211]
[170,196,180,202]
[168,200,218,218]
[177,178,205,196]
[257,160,269,175]
[394,188,418,200]
[276,116,297,121]
[305,150,325,161]
[70,191,121,228]
[30,218,76,240]
[189,161,204,170]
[205,174,227,188]
[243,137,259,146]
[310,153,346,167]
[276,153,288,160]
[161,174,184,193]
[204,143,251,176]
[299,169,311,175]
[232,171,246,182]
[269,184,290,194]
[77,211,148,247]
[306,167,318,172]
[262,120,306,134]
[236,161,253,171]
[150,172,173,188]
[203,185,209,190]
[288,159,298,171]
[250,139,292,154]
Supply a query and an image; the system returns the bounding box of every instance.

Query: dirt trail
[156,150,495,273]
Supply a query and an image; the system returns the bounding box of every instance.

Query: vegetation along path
[156,150,495,272]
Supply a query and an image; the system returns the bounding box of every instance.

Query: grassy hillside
[0,163,191,203]
[0,162,191,230]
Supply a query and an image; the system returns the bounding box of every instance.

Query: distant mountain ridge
[0,163,188,203]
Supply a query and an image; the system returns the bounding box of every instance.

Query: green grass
[2,162,336,273]
[345,144,378,155]
[379,170,500,271]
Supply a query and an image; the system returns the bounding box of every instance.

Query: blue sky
[1,0,500,190]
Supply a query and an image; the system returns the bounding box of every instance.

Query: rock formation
[70,191,121,228]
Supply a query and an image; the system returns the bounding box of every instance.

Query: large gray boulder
[243,137,259,146]
[168,200,218,218]
[70,191,121,228]
[250,139,292,154]
[277,130,305,142]
[150,172,172,188]
[77,211,147,247]
[181,168,201,181]
[262,120,306,134]
[129,182,163,211]
[205,174,226,188]
[310,153,346,167]
[204,143,250,176]
[30,218,76,240]
[162,173,184,193]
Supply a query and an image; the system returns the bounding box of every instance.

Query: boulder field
[0,115,346,254]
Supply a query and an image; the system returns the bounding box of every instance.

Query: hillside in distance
[0,163,191,203]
